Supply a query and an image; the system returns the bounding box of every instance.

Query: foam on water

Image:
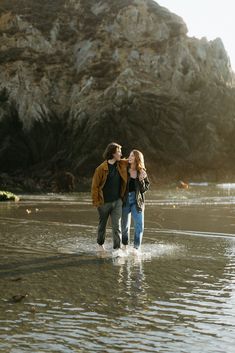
[56,237,181,264]
[216,183,235,189]
[147,227,235,240]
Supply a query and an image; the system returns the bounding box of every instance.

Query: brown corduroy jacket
[91,159,128,207]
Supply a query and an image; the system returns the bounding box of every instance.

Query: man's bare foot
[97,244,106,251]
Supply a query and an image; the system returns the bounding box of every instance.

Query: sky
[157,0,235,70]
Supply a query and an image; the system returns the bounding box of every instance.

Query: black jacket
[124,171,150,211]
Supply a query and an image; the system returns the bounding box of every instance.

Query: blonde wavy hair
[131,149,146,172]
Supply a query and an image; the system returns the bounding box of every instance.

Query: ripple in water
[1,187,235,353]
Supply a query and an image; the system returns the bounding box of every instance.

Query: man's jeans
[97,198,122,249]
[122,191,144,249]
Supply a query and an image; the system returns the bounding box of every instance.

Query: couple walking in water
[91,142,150,257]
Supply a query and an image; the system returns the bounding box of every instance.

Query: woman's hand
[139,170,147,181]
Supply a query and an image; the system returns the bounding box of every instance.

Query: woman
[121,149,150,253]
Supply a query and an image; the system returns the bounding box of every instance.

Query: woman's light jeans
[122,191,144,249]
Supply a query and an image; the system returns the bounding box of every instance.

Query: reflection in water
[114,256,148,311]
[0,184,235,352]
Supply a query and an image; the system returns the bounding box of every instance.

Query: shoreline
[2,170,235,194]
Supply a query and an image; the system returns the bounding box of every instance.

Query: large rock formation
[1,0,235,190]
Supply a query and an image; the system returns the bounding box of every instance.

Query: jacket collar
[101,160,120,171]
[100,160,108,170]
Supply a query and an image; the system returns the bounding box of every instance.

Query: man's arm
[91,168,101,207]
[120,158,129,165]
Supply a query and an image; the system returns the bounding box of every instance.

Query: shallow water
[0,183,235,352]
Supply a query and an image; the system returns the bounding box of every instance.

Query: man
[91,142,128,255]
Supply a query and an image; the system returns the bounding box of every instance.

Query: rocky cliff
[1,0,235,190]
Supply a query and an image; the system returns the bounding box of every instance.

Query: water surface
[0,183,235,352]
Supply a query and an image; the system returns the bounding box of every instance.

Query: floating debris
[29,306,37,313]
[177,180,189,189]
[10,277,23,282]
[9,293,29,303]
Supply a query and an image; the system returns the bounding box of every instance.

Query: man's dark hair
[103,142,122,160]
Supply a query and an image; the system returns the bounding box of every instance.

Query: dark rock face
[1,0,235,190]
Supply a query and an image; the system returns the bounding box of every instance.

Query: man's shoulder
[96,160,108,172]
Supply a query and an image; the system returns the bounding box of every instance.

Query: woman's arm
[138,174,150,194]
